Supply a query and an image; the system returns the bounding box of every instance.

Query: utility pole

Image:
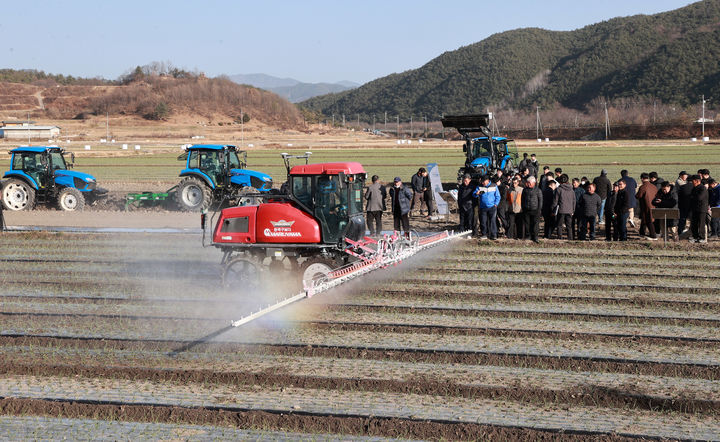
[424,115,427,138]
[240,109,244,148]
[332,114,335,126]
[357,113,360,128]
[384,111,387,131]
[342,114,345,127]
[702,95,708,138]
[372,115,375,132]
[27,112,30,146]
[536,106,540,139]
[441,113,444,140]
[410,115,413,138]
[106,112,109,141]
[396,115,400,138]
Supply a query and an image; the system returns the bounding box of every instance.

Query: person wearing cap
[364,175,386,237]
[457,173,476,234]
[389,176,413,237]
[676,171,689,189]
[474,174,501,240]
[593,169,612,226]
[689,174,709,243]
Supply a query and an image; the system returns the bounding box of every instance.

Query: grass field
[1,140,717,186]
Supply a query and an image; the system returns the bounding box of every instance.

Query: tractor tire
[222,255,263,290]
[57,187,85,211]
[2,179,36,211]
[300,258,336,287]
[175,177,212,212]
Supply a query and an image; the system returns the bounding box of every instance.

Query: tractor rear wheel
[175,177,212,211]
[2,179,35,211]
[57,187,85,211]
[222,255,263,290]
[300,258,335,287]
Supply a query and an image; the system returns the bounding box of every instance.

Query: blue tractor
[1,146,107,211]
[174,144,274,211]
[441,114,518,181]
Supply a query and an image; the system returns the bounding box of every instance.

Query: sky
[3,0,697,85]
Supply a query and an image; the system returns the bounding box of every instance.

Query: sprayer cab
[211,161,367,253]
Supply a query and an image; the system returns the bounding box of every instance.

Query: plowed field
[1,232,718,440]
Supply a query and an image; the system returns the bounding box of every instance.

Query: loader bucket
[441,114,491,134]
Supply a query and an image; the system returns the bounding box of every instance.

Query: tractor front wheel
[57,187,85,211]
[175,177,212,211]
[222,255,263,289]
[2,179,36,211]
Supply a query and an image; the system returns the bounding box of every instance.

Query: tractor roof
[9,146,62,154]
[472,137,510,142]
[187,144,238,151]
[290,162,366,176]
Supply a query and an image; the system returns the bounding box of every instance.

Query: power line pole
[372,115,375,132]
[384,111,387,131]
[396,115,400,138]
[424,115,427,138]
[410,115,413,138]
[604,102,611,140]
[702,94,708,138]
[357,113,360,128]
[342,114,345,127]
[536,106,541,139]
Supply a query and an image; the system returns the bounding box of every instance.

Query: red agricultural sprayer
[201,153,470,327]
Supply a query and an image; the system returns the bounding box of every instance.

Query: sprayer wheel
[222,255,263,289]
[300,258,336,286]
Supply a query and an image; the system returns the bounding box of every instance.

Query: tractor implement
[230,229,471,328]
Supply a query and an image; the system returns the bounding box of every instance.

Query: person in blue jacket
[474,174,501,240]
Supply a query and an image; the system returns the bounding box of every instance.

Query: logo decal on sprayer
[266,219,301,237]
[270,220,295,228]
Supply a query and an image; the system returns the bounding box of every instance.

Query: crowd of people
[366,158,720,244]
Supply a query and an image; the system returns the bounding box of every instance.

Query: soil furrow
[421,266,720,280]
[1,335,717,379]
[0,397,636,441]
[0,362,716,414]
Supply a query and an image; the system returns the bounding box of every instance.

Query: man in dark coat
[614,180,630,241]
[364,175,387,237]
[410,168,427,216]
[542,179,557,239]
[495,176,509,237]
[389,177,413,236]
[689,175,709,243]
[620,170,637,228]
[677,179,694,236]
[530,154,539,178]
[521,176,543,243]
[636,173,658,240]
[592,169,612,225]
[553,174,576,240]
[652,181,678,241]
[604,182,618,241]
[457,174,476,233]
[578,183,602,240]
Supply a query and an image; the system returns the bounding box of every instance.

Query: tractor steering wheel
[331,204,347,217]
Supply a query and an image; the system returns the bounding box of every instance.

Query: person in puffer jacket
[474,175,501,240]
[553,174,576,240]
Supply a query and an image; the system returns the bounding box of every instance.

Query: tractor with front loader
[441,114,518,182]
[174,144,274,211]
[1,146,107,211]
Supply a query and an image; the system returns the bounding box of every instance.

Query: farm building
[0,122,59,139]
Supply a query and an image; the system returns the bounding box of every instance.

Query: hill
[301,0,720,118]
[229,73,358,102]
[0,69,305,129]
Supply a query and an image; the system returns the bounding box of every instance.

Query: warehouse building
[0,121,60,139]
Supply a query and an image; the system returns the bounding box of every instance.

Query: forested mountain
[301,1,720,118]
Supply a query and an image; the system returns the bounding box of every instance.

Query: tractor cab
[178,144,273,191]
[441,114,518,181]
[468,137,518,175]
[288,162,367,244]
[2,146,106,211]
